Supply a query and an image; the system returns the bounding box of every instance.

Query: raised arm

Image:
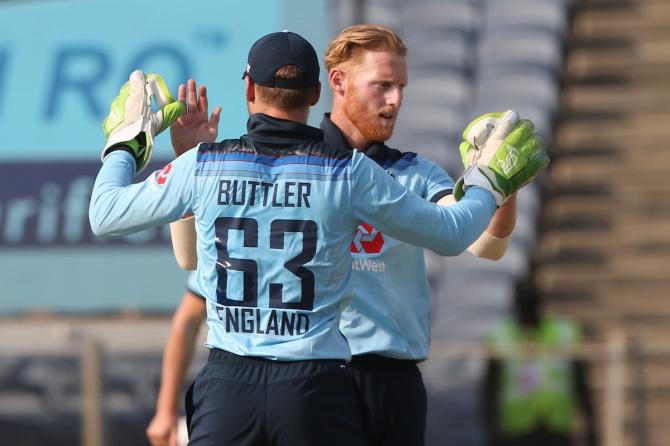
[438,193,515,260]
[351,152,496,256]
[168,79,222,269]
[89,150,196,237]
[424,150,515,260]
[352,111,548,256]
[89,70,194,237]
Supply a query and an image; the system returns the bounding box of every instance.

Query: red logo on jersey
[351,223,384,254]
[155,163,173,185]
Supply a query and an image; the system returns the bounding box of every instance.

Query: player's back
[192,115,358,361]
[90,114,497,362]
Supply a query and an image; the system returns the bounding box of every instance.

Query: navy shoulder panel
[198,137,353,161]
[370,144,417,170]
[197,139,245,154]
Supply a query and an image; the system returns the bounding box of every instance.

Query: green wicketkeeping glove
[453,110,550,206]
[101,70,185,173]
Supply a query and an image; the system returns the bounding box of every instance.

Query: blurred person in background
[168,25,548,446]
[146,272,205,446]
[482,279,598,446]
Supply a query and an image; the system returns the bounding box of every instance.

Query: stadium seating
[538,1,670,443]
[3,0,666,444]
[358,0,572,444]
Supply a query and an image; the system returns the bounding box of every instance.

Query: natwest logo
[351,223,384,254]
[155,163,173,185]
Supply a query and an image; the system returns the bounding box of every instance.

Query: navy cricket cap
[245,31,320,89]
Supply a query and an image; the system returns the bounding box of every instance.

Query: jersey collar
[320,113,404,167]
[247,113,323,142]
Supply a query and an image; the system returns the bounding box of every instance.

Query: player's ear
[309,82,321,106]
[329,68,345,96]
[245,77,256,103]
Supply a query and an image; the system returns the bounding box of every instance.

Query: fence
[2,320,668,446]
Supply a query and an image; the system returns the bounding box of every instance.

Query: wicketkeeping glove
[454,110,550,206]
[101,70,185,173]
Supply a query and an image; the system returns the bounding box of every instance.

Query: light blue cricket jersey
[90,114,495,361]
[321,115,454,360]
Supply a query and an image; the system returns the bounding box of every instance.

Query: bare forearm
[170,217,198,270]
[438,193,514,259]
[156,317,201,414]
[486,193,516,238]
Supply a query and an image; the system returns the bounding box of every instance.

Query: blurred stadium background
[0,0,668,444]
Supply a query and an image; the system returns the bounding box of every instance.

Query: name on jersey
[216,306,310,336]
[218,180,311,208]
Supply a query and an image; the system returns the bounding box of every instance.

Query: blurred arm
[147,292,206,446]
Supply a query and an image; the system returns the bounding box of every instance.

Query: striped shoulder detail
[384,151,418,170]
[369,144,418,170]
[195,140,353,180]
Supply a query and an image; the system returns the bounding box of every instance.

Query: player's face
[344,50,407,143]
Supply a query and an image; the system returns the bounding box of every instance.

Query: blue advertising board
[0,0,330,312]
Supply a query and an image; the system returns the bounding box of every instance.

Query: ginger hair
[325,24,407,71]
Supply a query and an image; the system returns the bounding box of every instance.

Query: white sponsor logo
[351,258,387,273]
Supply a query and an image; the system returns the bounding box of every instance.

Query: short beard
[344,95,395,143]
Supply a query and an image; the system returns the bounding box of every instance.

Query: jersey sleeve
[350,151,495,256]
[419,156,455,203]
[89,148,197,237]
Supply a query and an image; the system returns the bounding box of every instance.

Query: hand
[454,110,550,205]
[146,411,178,446]
[170,79,222,156]
[101,70,185,173]
[459,110,524,170]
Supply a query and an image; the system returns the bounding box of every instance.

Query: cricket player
[167,25,547,446]
[325,25,521,445]
[90,31,545,446]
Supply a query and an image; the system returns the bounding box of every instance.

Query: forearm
[486,193,516,238]
[437,188,498,255]
[352,153,496,256]
[467,232,510,260]
[440,192,515,260]
[89,150,192,237]
[170,217,198,270]
[155,321,200,415]
[380,187,496,256]
[473,193,515,260]
[89,150,138,236]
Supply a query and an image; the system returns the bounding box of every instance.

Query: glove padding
[101,70,185,173]
[454,110,550,206]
